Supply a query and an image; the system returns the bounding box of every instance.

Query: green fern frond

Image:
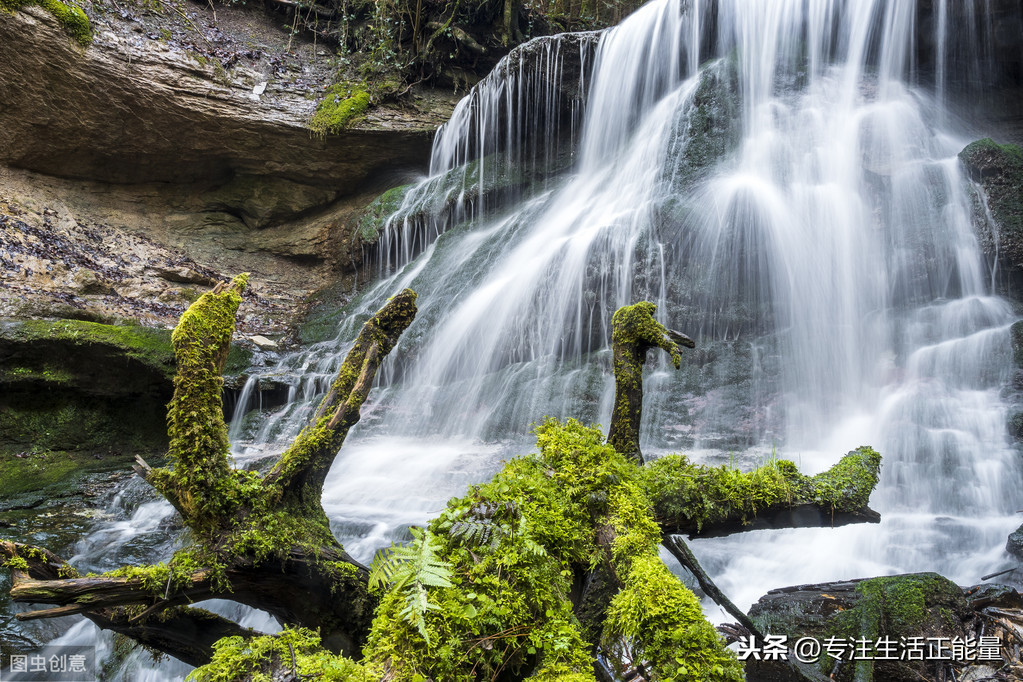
[368,527,453,644]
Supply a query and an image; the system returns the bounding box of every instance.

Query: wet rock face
[0,184,301,334]
[960,138,1023,270]
[746,573,974,682]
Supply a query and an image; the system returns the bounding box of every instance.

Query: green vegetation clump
[310,84,371,135]
[807,446,882,513]
[642,446,881,532]
[153,275,257,533]
[356,183,414,244]
[0,450,95,496]
[0,0,91,46]
[641,454,800,531]
[357,418,742,681]
[188,628,372,682]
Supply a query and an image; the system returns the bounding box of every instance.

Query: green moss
[0,450,89,496]
[670,56,741,190]
[608,301,687,460]
[601,473,742,681]
[814,573,966,681]
[808,446,882,513]
[641,453,799,531]
[157,274,251,533]
[360,419,740,681]
[0,0,91,46]
[309,84,371,135]
[7,319,176,380]
[188,628,372,682]
[642,446,880,533]
[3,556,29,571]
[356,183,414,245]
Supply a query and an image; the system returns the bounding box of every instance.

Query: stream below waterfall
[14,0,1023,678]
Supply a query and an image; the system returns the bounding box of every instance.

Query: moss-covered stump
[960,138,1023,272]
[747,573,973,682]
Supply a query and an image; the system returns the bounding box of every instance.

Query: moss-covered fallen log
[5,277,417,659]
[642,447,882,538]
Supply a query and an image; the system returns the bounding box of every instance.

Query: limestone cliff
[0,0,458,333]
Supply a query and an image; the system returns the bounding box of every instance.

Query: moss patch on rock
[960,138,1023,271]
[0,319,178,472]
[309,84,371,135]
[0,319,176,384]
[0,0,91,46]
[748,572,971,682]
[356,183,415,246]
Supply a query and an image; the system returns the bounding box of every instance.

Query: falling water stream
[27,0,1023,677]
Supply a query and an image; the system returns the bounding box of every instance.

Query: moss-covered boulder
[959,138,1023,272]
[664,56,741,193]
[747,573,973,682]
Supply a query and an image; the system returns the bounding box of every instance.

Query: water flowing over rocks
[960,138,1023,277]
[4,0,1023,678]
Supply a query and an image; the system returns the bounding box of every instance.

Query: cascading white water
[297,0,1022,594]
[312,0,1019,607]
[21,0,1022,677]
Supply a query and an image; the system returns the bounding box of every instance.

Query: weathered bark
[607,301,694,464]
[0,541,255,667]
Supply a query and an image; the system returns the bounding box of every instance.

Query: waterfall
[288,0,1021,587]
[18,0,1022,677]
[337,0,1018,604]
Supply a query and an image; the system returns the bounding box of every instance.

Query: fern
[448,498,522,549]
[515,516,547,558]
[369,527,453,644]
[450,518,499,547]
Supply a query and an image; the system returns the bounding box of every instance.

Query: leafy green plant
[369,526,453,643]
